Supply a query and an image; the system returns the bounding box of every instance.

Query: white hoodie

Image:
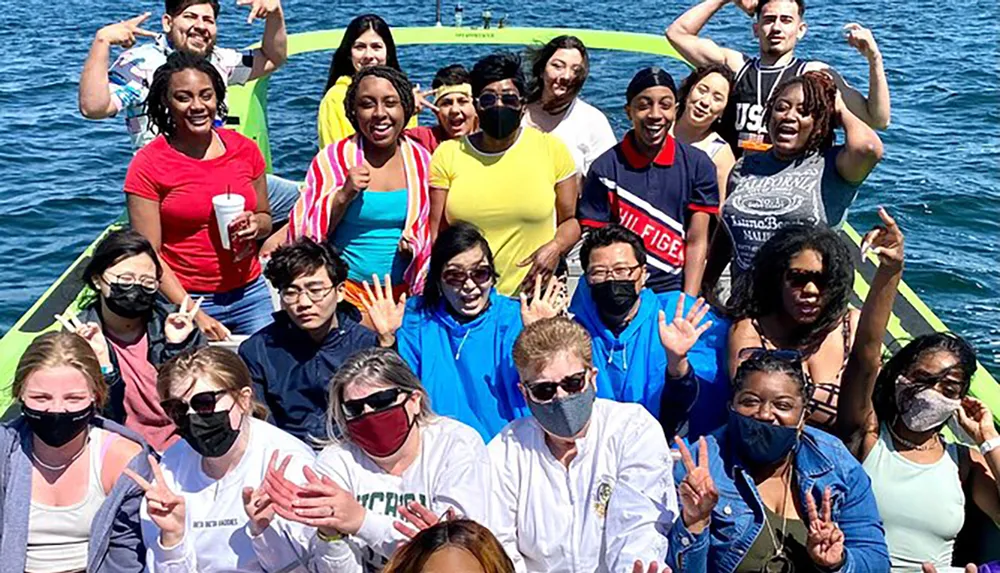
[488,398,677,573]
[310,416,491,573]
[140,417,317,572]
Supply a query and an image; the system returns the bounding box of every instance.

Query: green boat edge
[0,26,995,420]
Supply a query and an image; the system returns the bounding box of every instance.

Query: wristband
[100,364,114,376]
[316,529,344,543]
[980,436,1000,456]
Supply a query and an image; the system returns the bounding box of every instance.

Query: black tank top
[732,55,809,157]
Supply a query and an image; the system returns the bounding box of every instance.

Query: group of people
[1,0,997,572]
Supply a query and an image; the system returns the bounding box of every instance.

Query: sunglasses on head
[341,388,411,419]
[160,390,228,422]
[738,347,804,365]
[441,265,494,288]
[784,269,827,289]
[477,92,521,109]
[524,370,589,403]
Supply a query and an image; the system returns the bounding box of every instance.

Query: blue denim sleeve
[831,457,890,573]
[666,438,711,572]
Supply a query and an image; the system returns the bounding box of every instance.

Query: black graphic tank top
[732,55,809,157]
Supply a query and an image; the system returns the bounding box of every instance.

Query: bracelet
[100,364,114,375]
[316,529,344,543]
[980,436,1000,456]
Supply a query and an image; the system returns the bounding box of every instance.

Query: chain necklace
[759,457,795,573]
[887,420,941,452]
[31,437,90,472]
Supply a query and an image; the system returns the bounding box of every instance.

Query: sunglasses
[160,390,228,422]
[524,370,589,403]
[477,92,522,108]
[738,347,804,364]
[784,269,827,289]
[341,388,411,419]
[441,265,494,288]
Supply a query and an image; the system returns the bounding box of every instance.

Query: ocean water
[0,0,997,374]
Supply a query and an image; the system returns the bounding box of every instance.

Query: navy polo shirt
[577,133,720,293]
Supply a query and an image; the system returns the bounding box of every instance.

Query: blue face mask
[727,408,801,467]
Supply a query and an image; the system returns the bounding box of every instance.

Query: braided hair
[344,65,415,133]
[764,71,837,157]
[144,51,227,139]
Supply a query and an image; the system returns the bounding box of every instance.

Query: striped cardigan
[288,134,433,294]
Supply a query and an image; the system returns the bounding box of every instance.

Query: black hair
[422,221,496,311]
[470,52,526,98]
[431,64,471,90]
[344,66,416,133]
[676,64,737,147]
[165,0,220,17]
[324,14,400,95]
[764,71,837,157]
[873,333,978,423]
[264,237,349,291]
[525,35,589,105]
[580,225,648,271]
[83,229,163,296]
[729,224,853,355]
[145,51,227,138]
[733,350,813,401]
[755,0,805,17]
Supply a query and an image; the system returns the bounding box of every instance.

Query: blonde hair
[157,347,268,419]
[512,316,593,379]
[13,331,109,407]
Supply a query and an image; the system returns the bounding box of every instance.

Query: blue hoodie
[397,291,528,440]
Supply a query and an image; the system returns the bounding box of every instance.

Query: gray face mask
[526,383,596,439]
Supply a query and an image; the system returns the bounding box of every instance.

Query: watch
[980,436,1000,456]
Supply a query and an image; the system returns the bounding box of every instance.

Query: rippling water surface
[1,0,997,373]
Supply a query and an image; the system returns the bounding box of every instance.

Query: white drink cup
[212,194,246,250]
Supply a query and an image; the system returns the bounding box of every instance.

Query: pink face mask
[895,375,961,433]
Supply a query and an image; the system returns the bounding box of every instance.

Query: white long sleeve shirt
[140,418,317,572]
[311,416,491,573]
[488,399,677,573]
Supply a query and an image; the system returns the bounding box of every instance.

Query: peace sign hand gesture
[165,296,202,344]
[675,436,719,534]
[125,455,186,548]
[361,274,406,347]
[96,13,158,49]
[860,207,904,271]
[520,274,569,326]
[805,487,845,569]
[55,312,111,368]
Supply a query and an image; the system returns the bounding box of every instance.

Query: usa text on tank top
[732,56,809,156]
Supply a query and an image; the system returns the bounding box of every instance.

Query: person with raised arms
[666,0,890,156]
[0,332,152,573]
[405,64,479,154]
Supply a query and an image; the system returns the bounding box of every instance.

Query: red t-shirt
[405,125,448,154]
[124,129,264,292]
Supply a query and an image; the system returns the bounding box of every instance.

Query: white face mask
[895,374,961,433]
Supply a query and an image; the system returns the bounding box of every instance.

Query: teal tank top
[330,189,408,284]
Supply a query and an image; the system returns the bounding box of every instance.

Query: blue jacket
[397,291,528,440]
[238,310,378,444]
[0,417,154,573]
[669,425,890,573]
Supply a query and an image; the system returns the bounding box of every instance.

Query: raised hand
[394,502,456,539]
[632,561,670,573]
[343,164,371,198]
[125,455,186,547]
[675,436,719,534]
[165,296,202,344]
[361,274,406,346]
[956,397,998,446]
[236,0,282,24]
[96,13,157,48]
[517,241,562,293]
[55,312,111,367]
[265,462,366,537]
[732,0,758,17]
[195,310,231,342]
[412,85,440,115]
[843,23,881,62]
[805,487,845,569]
[242,451,283,536]
[658,295,713,375]
[520,274,568,326]
[860,207,904,270]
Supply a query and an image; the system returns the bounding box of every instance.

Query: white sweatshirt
[310,416,491,573]
[140,418,317,572]
[488,398,678,573]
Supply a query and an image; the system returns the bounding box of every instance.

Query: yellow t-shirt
[317,76,419,149]
[430,127,576,295]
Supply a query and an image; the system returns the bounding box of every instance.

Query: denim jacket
[668,425,889,573]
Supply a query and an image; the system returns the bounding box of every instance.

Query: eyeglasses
[160,390,228,422]
[524,370,589,403]
[477,92,522,109]
[784,269,827,290]
[104,272,160,294]
[586,264,642,283]
[280,284,336,304]
[441,265,495,288]
[341,388,411,419]
[738,347,805,365]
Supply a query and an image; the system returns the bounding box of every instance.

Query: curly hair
[729,223,853,355]
[763,71,836,157]
[524,35,589,105]
[733,349,813,402]
[873,332,978,423]
[344,65,415,133]
[144,51,227,139]
[676,63,737,147]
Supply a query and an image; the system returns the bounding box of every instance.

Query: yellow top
[317,75,419,149]
[430,127,576,295]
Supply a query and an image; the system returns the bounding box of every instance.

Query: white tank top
[862,423,966,571]
[25,428,110,573]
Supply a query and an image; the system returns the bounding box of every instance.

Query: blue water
[1,0,997,374]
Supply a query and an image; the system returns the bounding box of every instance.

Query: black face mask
[590,280,640,328]
[479,106,521,139]
[22,403,95,448]
[176,409,241,458]
[105,283,156,319]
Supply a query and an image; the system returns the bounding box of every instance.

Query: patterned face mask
[895,375,961,433]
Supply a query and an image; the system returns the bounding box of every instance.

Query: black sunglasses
[738,347,805,364]
[160,390,228,422]
[784,269,827,289]
[441,265,494,288]
[477,92,522,109]
[524,370,589,403]
[341,388,411,419]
